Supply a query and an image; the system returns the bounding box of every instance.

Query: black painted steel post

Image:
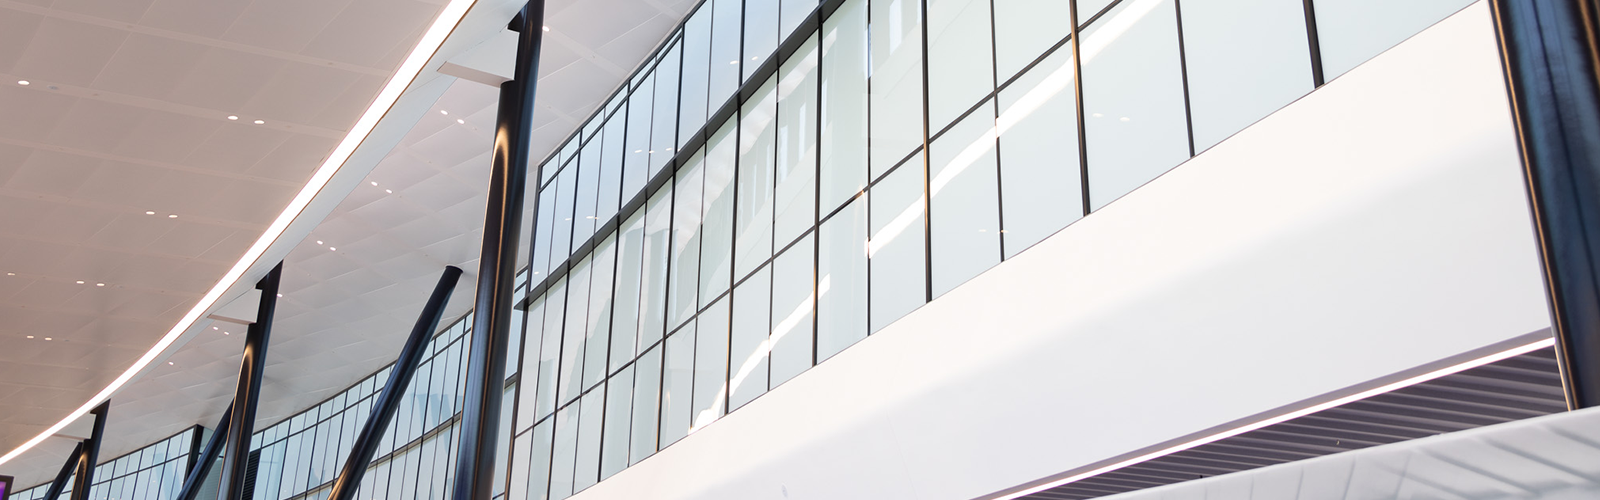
[452,3,543,500]
[173,403,233,500]
[67,401,107,500]
[218,263,282,500]
[41,442,82,500]
[328,266,464,500]
[1492,0,1600,409]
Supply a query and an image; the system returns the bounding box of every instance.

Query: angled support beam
[67,401,107,500]
[173,403,233,500]
[452,3,544,500]
[327,266,464,500]
[1492,0,1600,409]
[41,442,82,500]
[217,263,282,500]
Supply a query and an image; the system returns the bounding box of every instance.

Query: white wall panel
[569,3,1550,499]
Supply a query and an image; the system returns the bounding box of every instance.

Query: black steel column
[67,401,107,500]
[1492,0,1600,409]
[218,263,282,500]
[328,266,463,500]
[173,404,232,500]
[41,442,82,500]
[451,2,543,500]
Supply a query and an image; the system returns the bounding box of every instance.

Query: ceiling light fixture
[96,283,105,287]
[26,336,33,339]
[543,26,550,31]
[43,338,51,341]
[385,189,393,194]
[316,240,323,245]
[75,281,84,284]
[441,110,449,115]
[329,247,336,251]
[371,181,379,186]
[168,214,178,218]
[17,80,28,85]
[212,327,218,330]
[0,0,478,469]
[457,119,465,124]
[228,116,239,121]
[145,211,156,215]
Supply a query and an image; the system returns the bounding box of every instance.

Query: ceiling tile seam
[0,189,273,233]
[0,72,348,140]
[0,0,393,77]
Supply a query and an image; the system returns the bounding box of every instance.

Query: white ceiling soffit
[1,0,698,487]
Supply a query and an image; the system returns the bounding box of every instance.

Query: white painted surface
[571,3,1550,500]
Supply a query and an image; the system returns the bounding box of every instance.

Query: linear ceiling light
[992,336,1557,499]
[0,0,479,468]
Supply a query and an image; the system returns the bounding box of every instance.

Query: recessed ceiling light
[224,331,230,335]
[370,181,378,186]
[440,110,449,115]
[168,214,177,218]
[96,283,105,287]
[167,362,173,365]
[316,240,323,245]
[145,211,156,215]
[76,281,84,284]
[456,119,465,124]
[543,26,550,31]
[5,273,12,276]
[254,120,265,125]
[212,327,218,330]
[227,115,238,121]
[329,247,336,251]
[17,80,28,85]
[276,294,283,298]
[44,337,51,341]
[385,189,392,194]
[26,336,33,339]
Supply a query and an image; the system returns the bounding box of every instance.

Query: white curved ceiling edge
[0,0,530,468]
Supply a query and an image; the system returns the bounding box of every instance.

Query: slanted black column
[174,403,232,500]
[452,2,544,500]
[218,263,282,500]
[67,401,107,500]
[1492,0,1600,409]
[42,442,82,500]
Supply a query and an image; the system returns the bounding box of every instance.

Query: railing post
[451,3,544,500]
[327,266,464,500]
[217,263,282,500]
[1491,0,1600,409]
[66,401,107,500]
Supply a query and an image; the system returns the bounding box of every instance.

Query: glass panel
[709,0,743,109]
[651,43,682,178]
[926,0,995,132]
[997,46,1083,258]
[1316,0,1474,80]
[600,365,634,480]
[558,256,592,406]
[658,325,695,447]
[518,295,548,431]
[868,155,927,332]
[868,0,925,178]
[550,164,580,266]
[629,345,663,464]
[993,0,1074,82]
[930,99,1001,297]
[583,234,617,390]
[1183,0,1313,151]
[680,6,714,147]
[770,234,814,386]
[736,78,778,281]
[574,138,602,243]
[527,421,555,500]
[573,388,605,492]
[818,195,868,361]
[598,115,626,223]
[820,0,869,213]
[625,81,655,201]
[668,153,706,330]
[775,34,819,248]
[535,277,568,420]
[781,0,818,37]
[729,267,771,410]
[509,433,532,500]
[692,296,730,430]
[639,186,673,348]
[700,118,739,305]
[611,210,646,371]
[744,0,781,82]
[548,403,579,500]
[1082,0,1190,210]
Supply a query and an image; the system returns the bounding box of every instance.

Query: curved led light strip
[0,0,479,468]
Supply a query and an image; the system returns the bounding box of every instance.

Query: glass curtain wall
[11,429,200,500]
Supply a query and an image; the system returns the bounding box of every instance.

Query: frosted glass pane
[582,235,616,390]
[817,195,867,360]
[651,43,682,177]
[819,0,869,213]
[729,267,771,410]
[1083,0,1190,210]
[868,155,926,332]
[736,78,778,280]
[624,82,654,202]
[1183,0,1313,151]
[927,0,994,132]
[659,326,695,447]
[745,0,781,82]
[1316,0,1473,80]
[770,234,814,386]
[930,99,1001,297]
[668,154,706,330]
[610,211,645,371]
[599,365,633,480]
[692,297,730,430]
[700,118,739,305]
[628,346,662,465]
[548,404,578,500]
[534,278,567,420]
[680,6,713,147]
[573,389,604,492]
[775,34,819,248]
[868,0,924,178]
[993,0,1073,82]
[997,46,1083,258]
[709,0,743,107]
[639,186,673,347]
[558,257,592,406]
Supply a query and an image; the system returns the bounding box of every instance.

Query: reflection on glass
[993,0,1073,83]
[869,155,927,332]
[930,99,1002,297]
[781,0,817,39]
[820,0,869,213]
[600,365,634,480]
[744,0,780,82]
[680,6,713,148]
[1183,0,1312,151]
[558,256,592,406]
[582,235,617,390]
[730,267,772,409]
[709,0,743,106]
[651,43,682,178]
[927,0,995,132]
[770,235,815,385]
[639,186,673,347]
[659,326,695,447]
[598,115,625,222]
[1315,0,1473,80]
[624,79,654,202]
[700,118,739,305]
[997,46,1083,258]
[611,211,645,371]
[548,402,578,499]
[869,0,924,178]
[692,297,730,429]
[818,195,868,360]
[629,345,662,465]
[775,35,820,248]
[573,388,605,492]
[535,278,568,420]
[574,136,602,241]
[736,78,778,280]
[668,153,706,330]
[1082,0,1190,210]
